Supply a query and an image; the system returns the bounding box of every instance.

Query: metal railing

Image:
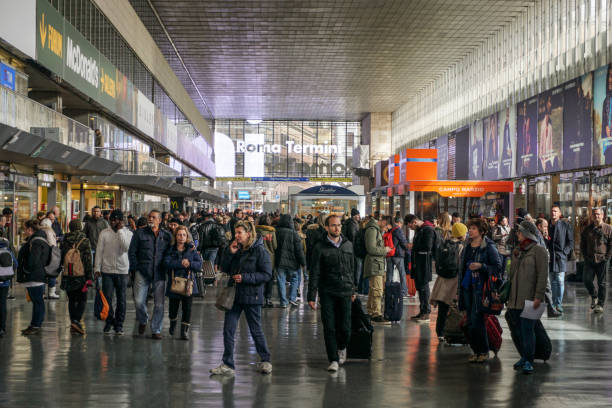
[95,147,180,177]
[0,84,95,155]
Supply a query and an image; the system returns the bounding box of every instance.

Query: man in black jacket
[343,208,363,292]
[387,216,409,297]
[406,214,436,323]
[547,206,574,314]
[228,209,244,241]
[275,214,306,307]
[198,212,227,264]
[308,214,356,372]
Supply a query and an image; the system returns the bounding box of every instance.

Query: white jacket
[95,227,133,274]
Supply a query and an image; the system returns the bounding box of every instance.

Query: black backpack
[353,226,370,259]
[435,239,461,278]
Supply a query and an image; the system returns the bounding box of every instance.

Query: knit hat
[351,208,360,217]
[518,220,539,242]
[451,222,467,239]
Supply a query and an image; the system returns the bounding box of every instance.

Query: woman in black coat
[210,220,273,377]
[163,226,202,340]
[17,219,51,335]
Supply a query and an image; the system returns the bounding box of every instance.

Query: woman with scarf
[507,221,548,374]
[458,218,502,363]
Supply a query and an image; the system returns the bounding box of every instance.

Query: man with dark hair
[95,210,132,335]
[308,214,356,372]
[406,214,437,323]
[581,207,612,314]
[342,209,362,290]
[229,208,244,241]
[129,209,172,338]
[547,206,573,314]
[198,212,227,265]
[364,214,392,323]
[451,213,461,225]
[83,206,109,257]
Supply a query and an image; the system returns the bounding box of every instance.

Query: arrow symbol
[40,13,47,48]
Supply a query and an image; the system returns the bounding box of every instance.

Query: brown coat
[580,222,612,264]
[256,225,277,267]
[508,241,548,310]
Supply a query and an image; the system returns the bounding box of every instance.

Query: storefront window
[528,176,551,219]
[15,175,37,247]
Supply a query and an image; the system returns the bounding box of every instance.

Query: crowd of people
[0,203,610,378]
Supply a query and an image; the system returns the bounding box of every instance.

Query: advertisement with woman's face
[516,98,538,176]
[498,105,516,179]
[563,73,593,170]
[469,120,483,180]
[593,64,612,165]
[537,88,563,174]
[483,113,499,180]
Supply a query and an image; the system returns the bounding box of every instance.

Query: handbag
[215,273,236,311]
[170,270,193,296]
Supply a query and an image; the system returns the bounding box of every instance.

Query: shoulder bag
[215,272,236,311]
[170,270,193,297]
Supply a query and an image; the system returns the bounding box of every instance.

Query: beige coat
[507,241,548,310]
[430,240,463,306]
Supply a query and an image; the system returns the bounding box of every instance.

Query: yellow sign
[39,13,63,59]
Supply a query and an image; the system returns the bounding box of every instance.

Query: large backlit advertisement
[498,105,516,179]
[563,73,593,170]
[469,120,483,179]
[537,88,563,173]
[437,134,448,180]
[454,126,470,180]
[593,64,612,165]
[483,113,498,180]
[517,97,538,176]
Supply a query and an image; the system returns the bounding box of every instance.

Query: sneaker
[257,361,273,374]
[47,289,60,300]
[210,363,235,376]
[103,322,113,335]
[327,361,339,372]
[289,300,299,307]
[594,304,604,314]
[71,321,85,335]
[476,353,489,363]
[547,307,562,318]
[522,361,534,374]
[591,297,597,310]
[372,316,391,324]
[151,333,162,340]
[22,326,41,335]
[410,313,422,321]
[279,304,288,309]
[114,328,124,336]
[417,314,430,323]
[468,354,478,363]
[556,305,564,313]
[338,349,347,365]
[513,358,526,370]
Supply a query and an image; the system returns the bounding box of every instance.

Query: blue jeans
[549,271,565,308]
[277,267,299,305]
[27,285,45,328]
[202,248,218,265]
[385,257,408,296]
[48,277,56,289]
[133,272,166,334]
[354,257,363,292]
[508,308,536,363]
[102,273,128,330]
[462,287,489,354]
[222,303,271,370]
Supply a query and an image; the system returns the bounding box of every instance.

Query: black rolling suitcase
[384,281,403,322]
[504,311,552,361]
[348,298,373,359]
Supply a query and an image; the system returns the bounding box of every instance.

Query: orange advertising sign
[400,149,437,183]
[388,154,400,185]
[407,180,514,197]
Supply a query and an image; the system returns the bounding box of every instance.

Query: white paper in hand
[520,300,546,320]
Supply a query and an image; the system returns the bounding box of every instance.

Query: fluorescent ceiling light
[246,119,262,125]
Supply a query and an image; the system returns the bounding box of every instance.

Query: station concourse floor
[1,280,611,408]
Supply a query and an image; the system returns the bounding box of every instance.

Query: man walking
[83,206,109,259]
[363,215,391,323]
[406,214,437,323]
[95,210,133,335]
[198,212,227,264]
[342,209,363,294]
[308,214,356,372]
[547,206,573,314]
[275,214,306,307]
[580,208,612,314]
[128,210,172,338]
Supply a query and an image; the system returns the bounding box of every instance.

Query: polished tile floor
[1,280,611,408]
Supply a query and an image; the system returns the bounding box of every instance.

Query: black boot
[169,319,177,336]
[180,323,189,340]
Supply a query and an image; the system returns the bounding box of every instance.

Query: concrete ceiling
[129,0,534,121]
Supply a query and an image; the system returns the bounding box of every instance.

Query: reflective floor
[1,280,612,407]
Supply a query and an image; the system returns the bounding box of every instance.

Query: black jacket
[128,226,172,282]
[458,236,502,312]
[307,235,355,301]
[198,219,227,251]
[342,218,360,244]
[221,236,272,305]
[275,214,306,270]
[411,222,437,287]
[17,230,50,284]
[391,226,409,259]
[306,224,326,269]
[547,219,574,273]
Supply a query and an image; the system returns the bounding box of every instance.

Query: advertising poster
[483,113,499,180]
[537,88,563,173]
[593,64,612,165]
[563,73,593,170]
[516,97,539,176]
[469,120,483,179]
[437,134,448,180]
[498,105,516,179]
[454,126,470,180]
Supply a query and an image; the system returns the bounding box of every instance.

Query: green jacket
[507,241,548,310]
[363,218,387,278]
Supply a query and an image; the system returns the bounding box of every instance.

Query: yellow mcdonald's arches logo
[40,13,47,48]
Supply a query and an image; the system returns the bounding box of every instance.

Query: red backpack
[383,229,396,257]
